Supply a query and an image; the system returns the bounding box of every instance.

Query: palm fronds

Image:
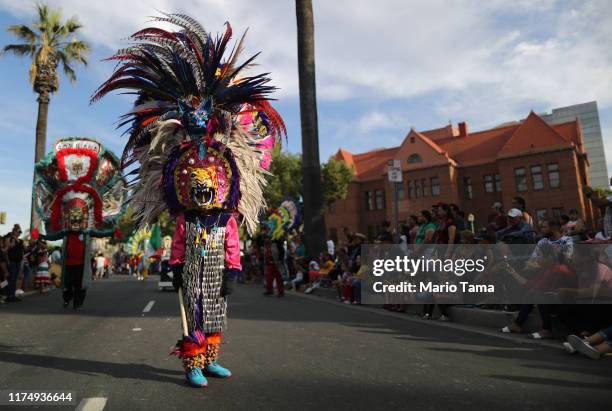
[1,3,90,89]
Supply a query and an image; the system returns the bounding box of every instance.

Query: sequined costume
[92,13,285,387]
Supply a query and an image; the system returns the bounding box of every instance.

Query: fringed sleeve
[169,213,186,265]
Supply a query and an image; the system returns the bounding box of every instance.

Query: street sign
[0,211,6,225]
[387,160,403,183]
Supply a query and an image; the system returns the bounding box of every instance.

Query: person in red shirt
[44,206,93,310]
[263,238,285,297]
[63,230,87,308]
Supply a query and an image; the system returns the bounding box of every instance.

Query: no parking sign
[387,160,403,183]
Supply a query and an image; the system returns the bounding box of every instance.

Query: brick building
[326,111,596,242]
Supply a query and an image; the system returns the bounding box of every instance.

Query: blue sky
[1,0,612,232]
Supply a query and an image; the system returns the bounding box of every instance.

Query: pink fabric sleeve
[169,213,186,265]
[225,216,242,270]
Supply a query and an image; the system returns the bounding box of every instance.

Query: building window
[407,154,422,164]
[366,191,374,211]
[494,173,501,192]
[408,180,414,199]
[552,207,564,218]
[535,209,548,225]
[548,163,560,188]
[422,178,428,196]
[375,190,384,210]
[514,168,527,192]
[415,179,422,198]
[397,183,405,200]
[410,137,416,144]
[464,177,473,199]
[431,177,440,196]
[531,165,543,190]
[484,175,494,193]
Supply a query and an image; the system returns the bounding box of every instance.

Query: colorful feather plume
[170,329,208,358]
[92,13,286,234]
[91,12,285,167]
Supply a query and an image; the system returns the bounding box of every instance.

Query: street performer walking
[92,13,285,388]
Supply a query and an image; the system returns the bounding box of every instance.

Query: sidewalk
[292,285,567,349]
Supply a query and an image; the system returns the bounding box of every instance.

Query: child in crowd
[34,241,51,292]
[304,261,321,294]
[334,262,351,302]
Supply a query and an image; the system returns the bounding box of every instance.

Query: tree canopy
[263,149,354,207]
[321,156,355,206]
[2,3,90,91]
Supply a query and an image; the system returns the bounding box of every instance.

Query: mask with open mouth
[64,199,88,232]
[171,143,236,212]
[189,167,219,210]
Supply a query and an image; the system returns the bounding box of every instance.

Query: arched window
[407,154,422,164]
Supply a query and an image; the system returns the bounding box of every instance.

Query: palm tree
[2,3,90,230]
[296,0,327,256]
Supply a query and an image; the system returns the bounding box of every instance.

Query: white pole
[178,287,188,337]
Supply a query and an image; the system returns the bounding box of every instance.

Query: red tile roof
[412,129,447,155]
[350,147,399,181]
[336,112,582,178]
[498,111,571,157]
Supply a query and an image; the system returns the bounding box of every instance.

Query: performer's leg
[203,333,231,378]
[171,287,208,387]
[63,265,75,306]
[275,269,285,296]
[264,267,274,294]
[73,264,86,308]
[172,328,209,387]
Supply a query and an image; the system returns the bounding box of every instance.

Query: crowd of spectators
[0,223,119,305]
[243,192,612,359]
[0,224,64,303]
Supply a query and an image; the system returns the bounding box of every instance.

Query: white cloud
[1,0,611,163]
[2,0,611,113]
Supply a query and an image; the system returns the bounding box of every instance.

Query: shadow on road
[0,344,183,385]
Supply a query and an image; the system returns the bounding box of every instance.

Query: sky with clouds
[1,0,612,232]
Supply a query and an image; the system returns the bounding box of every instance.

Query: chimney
[458,121,469,138]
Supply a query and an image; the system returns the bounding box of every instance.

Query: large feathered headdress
[91,13,286,234]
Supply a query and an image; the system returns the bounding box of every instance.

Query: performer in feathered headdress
[92,13,285,388]
[262,199,302,296]
[33,137,127,309]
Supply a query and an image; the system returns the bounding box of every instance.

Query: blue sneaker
[186,368,208,387]
[204,362,232,378]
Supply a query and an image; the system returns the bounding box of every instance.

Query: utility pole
[387,160,402,242]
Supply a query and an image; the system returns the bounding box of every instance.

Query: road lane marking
[76,397,107,411]
[132,328,142,331]
[142,300,155,313]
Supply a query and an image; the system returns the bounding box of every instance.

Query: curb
[288,286,565,350]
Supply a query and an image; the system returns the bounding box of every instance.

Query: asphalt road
[1,275,611,411]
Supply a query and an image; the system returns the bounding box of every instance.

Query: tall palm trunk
[296,0,326,256]
[35,90,50,163]
[30,89,50,232]
[30,55,56,233]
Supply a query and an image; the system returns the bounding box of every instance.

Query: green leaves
[6,24,37,44]
[265,148,302,206]
[263,149,354,208]
[2,43,36,57]
[321,156,354,206]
